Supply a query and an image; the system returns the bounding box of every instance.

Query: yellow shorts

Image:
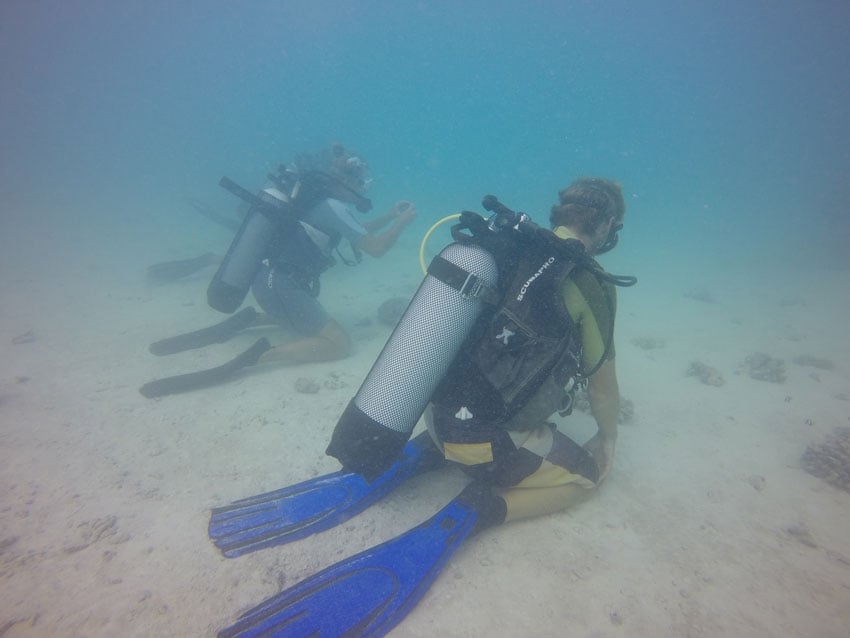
[424,404,598,489]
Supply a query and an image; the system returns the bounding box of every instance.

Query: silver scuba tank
[327,240,499,479]
[207,187,288,314]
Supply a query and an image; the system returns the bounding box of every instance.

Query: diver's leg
[502,483,594,522]
[250,266,352,365]
[499,427,600,522]
[428,405,600,524]
[250,311,280,327]
[259,318,351,365]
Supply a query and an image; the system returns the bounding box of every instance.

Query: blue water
[2,0,848,269]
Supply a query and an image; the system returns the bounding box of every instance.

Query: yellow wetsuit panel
[553,226,616,371]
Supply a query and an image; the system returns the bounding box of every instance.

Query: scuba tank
[327,240,499,480]
[207,180,293,314]
[326,197,527,481]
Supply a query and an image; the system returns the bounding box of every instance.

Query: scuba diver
[242,144,417,366]
[208,178,637,636]
[140,143,417,398]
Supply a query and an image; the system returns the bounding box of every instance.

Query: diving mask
[595,222,622,254]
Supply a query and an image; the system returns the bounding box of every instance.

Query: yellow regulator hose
[418,213,461,274]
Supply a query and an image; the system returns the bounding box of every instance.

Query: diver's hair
[293,143,368,185]
[549,177,625,235]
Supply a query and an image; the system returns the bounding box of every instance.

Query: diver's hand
[585,432,616,484]
[392,200,417,225]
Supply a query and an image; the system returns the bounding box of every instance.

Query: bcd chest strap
[427,254,502,305]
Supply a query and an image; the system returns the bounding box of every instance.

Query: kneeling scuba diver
[328,194,635,480]
[139,160,373,399]
[208,193,637,637]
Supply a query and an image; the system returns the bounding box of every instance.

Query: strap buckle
[459,273,485,299]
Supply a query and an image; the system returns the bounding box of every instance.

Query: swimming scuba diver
[209,178,637,636]
[140,143,417,398]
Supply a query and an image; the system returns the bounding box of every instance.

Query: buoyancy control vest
[431,224,586,428]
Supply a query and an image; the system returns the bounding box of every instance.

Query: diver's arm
[362,201,413,232]
[356,205,416,257]
[585,358,620,482]
[499,358,619,522]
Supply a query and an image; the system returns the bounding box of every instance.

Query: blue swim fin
[209,437,437,558]
[217,494,480,638]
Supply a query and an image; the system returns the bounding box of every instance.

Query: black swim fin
[139,337,271,398]
[217,484,491,638]
[209,435,441,557]
[149,306,259,356]
[146,252,221,283]
[184,197,243,232]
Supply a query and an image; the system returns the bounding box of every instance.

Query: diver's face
[341,157,371,191]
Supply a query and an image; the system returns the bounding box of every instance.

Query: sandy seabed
[1,211,849,638]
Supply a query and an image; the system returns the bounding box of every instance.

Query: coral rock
[686,361,725,386]
[801,427,850,492]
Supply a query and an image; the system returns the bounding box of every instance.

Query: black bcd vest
[432,223,585,427]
